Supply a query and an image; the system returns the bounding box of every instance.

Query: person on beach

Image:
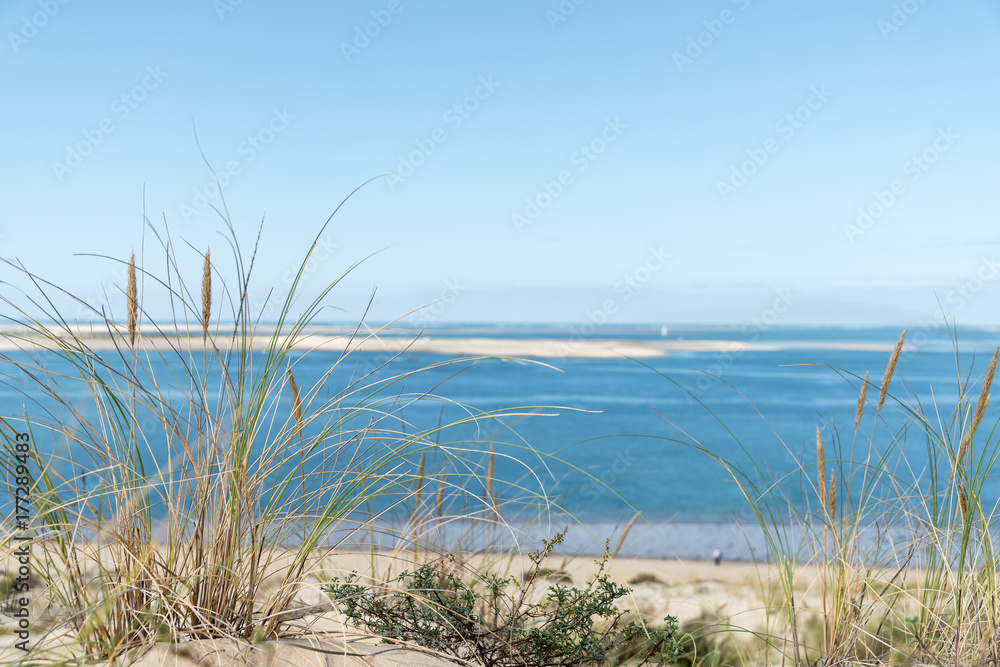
[713,548,722,566]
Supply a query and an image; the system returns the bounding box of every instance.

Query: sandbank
[0,324,899,359]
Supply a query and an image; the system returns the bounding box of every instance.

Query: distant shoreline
[0,326,899,358]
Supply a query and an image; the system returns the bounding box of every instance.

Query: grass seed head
[877,330,906,414]
[959,483,969,522]
[816,425,827,510]
[127,252,137,347]
[957,429,973,471]
[956,347,997,469]
[828,470,837,519]
[855,371,869,431]
[201,249,211,341]
[286,367,303,433]
[969,347,997,434]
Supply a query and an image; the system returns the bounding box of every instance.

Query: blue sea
[4,324,1000,560]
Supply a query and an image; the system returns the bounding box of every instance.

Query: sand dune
[0,547,853,666]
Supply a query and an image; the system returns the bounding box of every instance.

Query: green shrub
[324,532,682,666]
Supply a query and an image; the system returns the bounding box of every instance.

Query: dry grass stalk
[877,330,906,414]
[201,249,211,341]
[612,512,640,559]
[287,365,305,535]
[854,371,869,431]
[436,475,445,518]
[485,446,494,501]
[816,425,827,511]
[286,367,303,433]
[957,346,998,468]
[827,470,836,519]
[958,483,969,522]
[127,252,137,347]
[413,453,426,512]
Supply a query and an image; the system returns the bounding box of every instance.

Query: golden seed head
[877,330,906,413]
[855,371,869,431]
[970,348,997,435]
[816,425,827,510]
[956,348,997,469]
[127,252,137,347]
[957,430,972,471]
[828,470,837,519]
[286,367,303,431]
[201,249,211,341]
[958,483,969,522]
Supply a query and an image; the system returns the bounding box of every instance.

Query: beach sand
[0,546,847,666]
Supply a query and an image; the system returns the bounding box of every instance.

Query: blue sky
[2,1,1000,326]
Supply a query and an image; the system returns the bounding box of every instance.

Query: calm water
[4,324,999,559]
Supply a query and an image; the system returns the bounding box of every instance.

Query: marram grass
[652,328,1000,667]
[201,248,211,342]
[876,329,905,414]
[0,197,569,663]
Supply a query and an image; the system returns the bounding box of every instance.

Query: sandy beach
[0,543,880,666]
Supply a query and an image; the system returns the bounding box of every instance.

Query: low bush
[324,531,682,666]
